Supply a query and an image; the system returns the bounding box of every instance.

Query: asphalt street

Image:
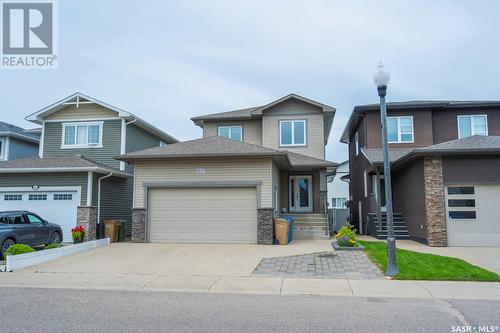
[0,287,499,333]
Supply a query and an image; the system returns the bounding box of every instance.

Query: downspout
[97,172,113,236]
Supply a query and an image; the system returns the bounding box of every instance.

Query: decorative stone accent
[132,208,147,243]
[77,206,97,242]
[423,156,447,247]
[257,208,274,245]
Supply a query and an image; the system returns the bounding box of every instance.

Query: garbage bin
[117,220,126,242]
[104,220,119,242]
[281,215,295,243]
[274,218,289,245]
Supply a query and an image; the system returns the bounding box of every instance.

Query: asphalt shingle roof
[362,136,500,166]
[191,107,260,121]
[0,121,40,141]
[118,136,337,168]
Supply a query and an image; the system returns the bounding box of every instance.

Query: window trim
[217,125,243,141]
[387,116,414,143]
[279,119,307,147]
[0,137,5,160]
[457,115,488,139]
[61,121,104,149]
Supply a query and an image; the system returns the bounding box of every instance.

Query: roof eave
[0,131,39,143]
[0,166,132,178]
[116,151,288,162]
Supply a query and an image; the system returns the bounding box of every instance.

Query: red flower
[71,225,84,233]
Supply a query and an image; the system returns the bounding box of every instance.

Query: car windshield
[25,214,44,225]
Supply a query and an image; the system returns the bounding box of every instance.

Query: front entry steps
[285,213,329,240]
[367,213,410,240]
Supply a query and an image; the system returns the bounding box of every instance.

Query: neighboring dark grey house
[0,93,177,242]
[342,101,500,247]
[0,121,39,161]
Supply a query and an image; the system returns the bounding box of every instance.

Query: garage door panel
[149,187,257,244]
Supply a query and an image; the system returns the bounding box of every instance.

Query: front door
[289,176,313,212]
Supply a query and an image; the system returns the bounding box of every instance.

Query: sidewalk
[1,271,499,300]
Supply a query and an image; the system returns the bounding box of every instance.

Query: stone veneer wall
[132,208,146,243]
[423,156,447,247]
[77,206,97,241]
[257,208,274,245]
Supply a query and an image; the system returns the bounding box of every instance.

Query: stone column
[423,156,447,247]
[132,208,147,243]
[77,206,97,241]
[257,208,274,245]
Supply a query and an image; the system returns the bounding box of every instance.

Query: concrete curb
[1,272,499,300]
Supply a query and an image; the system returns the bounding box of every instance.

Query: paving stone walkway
[252,251,384,280]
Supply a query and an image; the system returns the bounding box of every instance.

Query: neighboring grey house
[118,94,338,245]
[0,121,40,161]
[0,93,177,242]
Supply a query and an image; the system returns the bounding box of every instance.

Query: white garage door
[445,185,500,246]
[0,190,79,242]
[148,187,257,244]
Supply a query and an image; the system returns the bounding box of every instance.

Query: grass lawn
[359,240,500,281]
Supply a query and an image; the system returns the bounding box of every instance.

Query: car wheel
[49,232,62,244]
[1,238,15,259]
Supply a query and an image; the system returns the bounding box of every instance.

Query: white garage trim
[144,181,262,243]
[0,186,81,197]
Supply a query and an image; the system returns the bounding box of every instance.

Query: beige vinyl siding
[0,172,88,205]
[43,119,122,169]
[203,120,262,146]
[133,158,273,208]
[272,161,281,214]
[262,113,325,159]
[45,104,118,120]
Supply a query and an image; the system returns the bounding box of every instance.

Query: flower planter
[331,239,365,251]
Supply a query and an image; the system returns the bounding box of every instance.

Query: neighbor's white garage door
[148,187,257,244]
[0,190,79,242]
[445,185,500,246]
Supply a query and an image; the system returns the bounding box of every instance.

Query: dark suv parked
[0,211,63,258]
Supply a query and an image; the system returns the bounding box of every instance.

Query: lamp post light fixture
[373,62,399,277]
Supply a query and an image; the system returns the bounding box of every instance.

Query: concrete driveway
[23,240,334,277]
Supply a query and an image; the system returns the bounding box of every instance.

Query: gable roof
[25,92,178,144]
[361,136,500,166]
[0,154,131,178]
[117,135,338,169]
[340,100,500,143]
[191,93,336,145]
[0,121,40,143]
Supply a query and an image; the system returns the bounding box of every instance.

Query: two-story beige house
[118,94,337,244]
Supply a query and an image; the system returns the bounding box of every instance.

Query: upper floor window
[355,131,359,156]
[62,122,103,148]
[458,115,488,139]
[279,120,306,146]
[387,116,414,143]
[218,125,242,141]
[159,141,168,147]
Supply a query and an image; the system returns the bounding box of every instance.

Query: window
[54,194,72,200]
[355,131,359,156]
[0,138,4,160]
[25,214,44,225]
[29,194,47,201]
[448,199,475,207]
[218,126,242,141]
[159,141,168,147]
[332,198,347,208]
[4,194,22,201]
[447,187,474,195]
[449,211,476,219]
[279,120,306,146]
[9,213,26,225]
[387,116,414,143]
[364,171,368,197]
[458,115,488,138]
[62,122,103,148]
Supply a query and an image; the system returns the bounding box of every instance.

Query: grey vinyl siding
[0,172,88,205]
[7,137,39,160]
[99,177,133,236]
[43,120,122,169]
[124,123,162,172]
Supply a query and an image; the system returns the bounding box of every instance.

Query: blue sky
[1,0,500,161]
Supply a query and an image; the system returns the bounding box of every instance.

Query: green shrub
[5,244,35,256]
[336,225,358,247]
[44,243,60,250]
